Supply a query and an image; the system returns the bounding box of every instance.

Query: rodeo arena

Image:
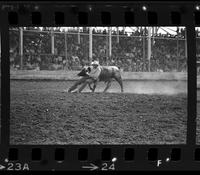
[7,27,191,144]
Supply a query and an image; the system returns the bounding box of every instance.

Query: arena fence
[9,27,187,72]
[10,70,187,81]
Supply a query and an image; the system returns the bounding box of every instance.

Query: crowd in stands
[9,27,190,72]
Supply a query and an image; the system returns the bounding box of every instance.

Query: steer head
[77,66,91,77]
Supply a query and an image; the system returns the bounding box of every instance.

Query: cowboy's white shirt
[89,66,101,79]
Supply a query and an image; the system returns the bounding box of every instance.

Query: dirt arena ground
[10,80,187,145]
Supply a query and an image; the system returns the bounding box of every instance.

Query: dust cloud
[89,80,187,95]
[123,80,187,95]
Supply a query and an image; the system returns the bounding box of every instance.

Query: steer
[77,66,124,92]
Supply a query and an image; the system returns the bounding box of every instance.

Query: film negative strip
[0,0,200,171]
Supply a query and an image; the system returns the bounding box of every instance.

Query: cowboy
[68,60,101,93]
[75,60,101,93]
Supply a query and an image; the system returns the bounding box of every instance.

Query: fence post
[117,27,119,43]
[64,30,67,63]
[89,27,93,62]
[109,27,112,57]
[185,29,187,59]
[77,27,80,44]
[151,27,155,71]
[106,32,109,64]
[123,27,126,34]
[176,35,179,71]
[51,27,54,55]
[143,28,146,71]
[147,27,151,72]
[19,27,23,70]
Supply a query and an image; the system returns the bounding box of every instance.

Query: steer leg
[91,84,97,92]
[92,80,98,92]
[88,83,94,91]
[114,76,124,92]
[103,81,111,92]
[88,83,96,92]
[88,79,97,92]
[93,84,97,92]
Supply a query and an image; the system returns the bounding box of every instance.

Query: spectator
[9,27,188,72]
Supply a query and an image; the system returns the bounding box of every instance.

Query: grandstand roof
[59,27,186,36]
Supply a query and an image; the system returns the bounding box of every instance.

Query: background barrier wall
[10,70,187,81]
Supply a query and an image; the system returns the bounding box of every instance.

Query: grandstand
[9,27,188,72]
